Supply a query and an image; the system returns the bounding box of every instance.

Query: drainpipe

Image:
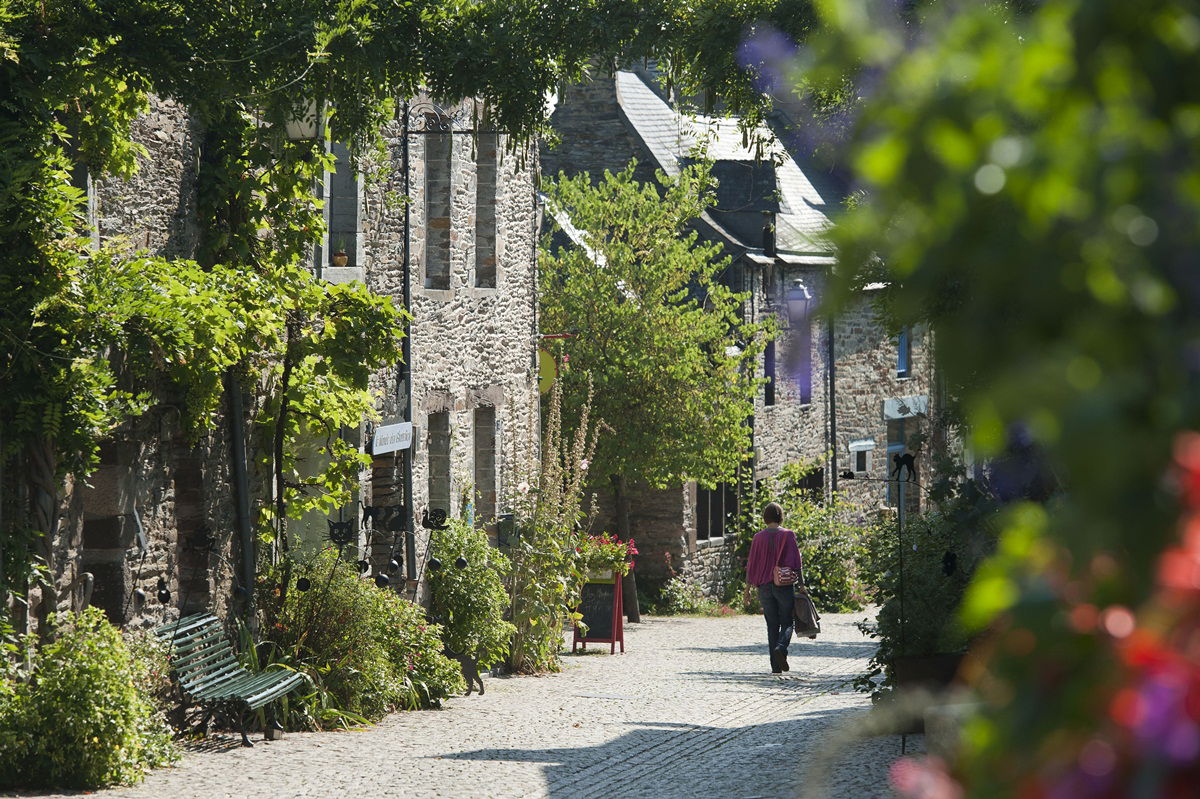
[227,372,255,620]
[400,102,416,581]
[828,316,838,495]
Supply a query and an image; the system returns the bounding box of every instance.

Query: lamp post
[785,278,811,327]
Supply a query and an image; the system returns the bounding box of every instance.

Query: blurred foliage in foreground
[771,0,1200,794]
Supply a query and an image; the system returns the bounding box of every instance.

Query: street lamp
[785,278,812,329]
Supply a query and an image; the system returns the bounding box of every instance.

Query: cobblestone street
[35,611,911,799]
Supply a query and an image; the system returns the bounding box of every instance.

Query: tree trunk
[28,438,59,642]
[610,474,640,623]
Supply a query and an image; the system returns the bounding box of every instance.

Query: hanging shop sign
[373,421,413,455]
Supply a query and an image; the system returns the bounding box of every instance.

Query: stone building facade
[29,94,539,630]
[545,68,936,598]
[51,97,244,631]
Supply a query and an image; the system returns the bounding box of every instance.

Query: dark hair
[763,502,783,524]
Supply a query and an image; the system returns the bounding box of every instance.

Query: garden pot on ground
[886,652,967,734]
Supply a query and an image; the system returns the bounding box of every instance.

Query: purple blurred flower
[737,25,798,94]
[1132,671,1200,763]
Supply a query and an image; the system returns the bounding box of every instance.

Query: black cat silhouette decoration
[422,508,448,531]
[891,453,917,482]
[327,519,355,547]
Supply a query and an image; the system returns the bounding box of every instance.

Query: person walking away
[745,502,802,673]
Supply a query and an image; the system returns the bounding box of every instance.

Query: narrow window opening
[764,340,776,406]
[328,142,358,268]
[473,407,497,526]
[427,412,451,515]
[425,134,452,289]
[475,133,497,288]
[897,326,912,378]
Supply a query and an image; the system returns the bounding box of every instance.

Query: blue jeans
[758,583,795,655]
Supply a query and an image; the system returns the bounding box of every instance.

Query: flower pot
[887,653,967,734]
[893,653,965,692]
[331,251,349,267]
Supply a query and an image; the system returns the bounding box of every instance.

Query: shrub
[0,608,177,790]
[659,574,717,615]
[854,479,1000,697]
[429,519,516,669]
[256,551,464,727]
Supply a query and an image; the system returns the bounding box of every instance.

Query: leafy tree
[540,162,775,619]
[0,0,820,632]
[784,0,1200,794]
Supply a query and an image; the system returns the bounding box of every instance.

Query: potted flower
[579,533,637,580]
[331,237,349,267]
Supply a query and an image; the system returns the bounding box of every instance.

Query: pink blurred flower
[889,756,963,799]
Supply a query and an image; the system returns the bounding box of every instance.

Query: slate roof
[613,70,834,259]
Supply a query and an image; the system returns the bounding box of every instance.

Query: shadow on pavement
[438,712,890,799]
[681,639,875,660]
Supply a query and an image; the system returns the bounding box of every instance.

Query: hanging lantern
[156,578,171,604]
[454,556,468,570]
[296,576,311,592]
[134,587,147,604]
[357,559,370,574]
[428,557,442,571]
[388,559,401,573]
[374,574,390,588]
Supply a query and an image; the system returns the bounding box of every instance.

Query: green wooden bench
[155,613,307,746]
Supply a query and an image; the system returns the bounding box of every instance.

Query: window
[886,419,919,514]
[426,412,451,514]
[897,326,912,378]
[696,482,738,540]
[475,133,497,288]
[473,407,497,525]
[424,133,452,289]
[311,142,359,274]
[327,142,358,268]
[764,340,776,406]
[795,468,824,502]
[849,439,875,475]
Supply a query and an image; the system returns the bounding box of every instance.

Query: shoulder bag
[793,564,822,638]
[771,530,798,587]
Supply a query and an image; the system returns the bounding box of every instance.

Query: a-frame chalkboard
[572,571,625,654]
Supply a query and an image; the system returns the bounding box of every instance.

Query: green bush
[0,608,177,790]
[256,551,464,727]
[659,574,716,615]
[854,479,999,696]
[429,519,516,669]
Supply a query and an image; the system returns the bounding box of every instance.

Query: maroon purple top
[745,527,802,587]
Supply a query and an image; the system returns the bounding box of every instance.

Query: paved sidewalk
[32,611,913,799]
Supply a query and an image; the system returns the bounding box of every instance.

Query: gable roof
[613,70,834,259]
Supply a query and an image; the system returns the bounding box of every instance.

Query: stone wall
[541,69,658,184]
[751,265,832,481]
[50,96,243,630]
[363,99,541,599]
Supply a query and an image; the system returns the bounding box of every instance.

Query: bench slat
[168,627,226,656]
[245,673,307,708]
[156,614,220,643]
[185,662,247,694]
[173,640,236,671]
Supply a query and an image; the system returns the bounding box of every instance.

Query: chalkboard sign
[578,582,617,640]
[573,572,625,654]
